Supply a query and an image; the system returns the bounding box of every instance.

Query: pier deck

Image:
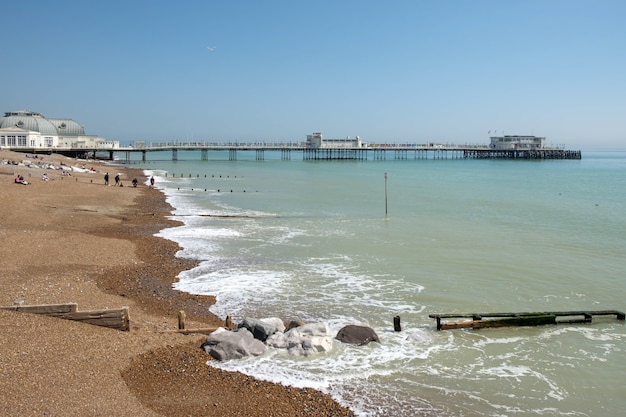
[11,144,582,162]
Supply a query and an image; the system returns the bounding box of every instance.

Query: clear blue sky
[3,1,625,148]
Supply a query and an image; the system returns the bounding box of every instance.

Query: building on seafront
[0,110,119,150]
[306,132,365,148]
[489,135,546,150]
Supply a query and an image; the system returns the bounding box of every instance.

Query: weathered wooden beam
[1,303,130,331]
[440,315,557,331]
[474,315,557,329]
[439,320,473,330]
[160,327,220,335]
[429,310,625,319]
[431,310,625,331]
[1,303,78,315]
[55,307,130,331]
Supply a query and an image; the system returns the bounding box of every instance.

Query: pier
[13,143,582,162]
[429,310,625,331]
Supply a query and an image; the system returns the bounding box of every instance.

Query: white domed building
[0,110,119,151]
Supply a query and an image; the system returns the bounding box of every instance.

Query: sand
[0,149,354,417]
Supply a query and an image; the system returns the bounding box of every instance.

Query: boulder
[335,325,380,346]
[258,317,286,333]
[201,328,267,361]
[238,317,279,341]
[293,322,329,336]
[266,322,333,356]
[299,335,334,355]
[286,319,305,330]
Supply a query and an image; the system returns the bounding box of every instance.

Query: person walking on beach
[150,176,155,189]
[114,174,120,186]
[104,172,109,186]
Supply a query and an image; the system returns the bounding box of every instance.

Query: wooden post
[384,172,388,217]
[435,316,442,331]
[177,310,186,330]
[393,315,401,332]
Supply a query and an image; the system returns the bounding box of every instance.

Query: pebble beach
[0,149,354,417]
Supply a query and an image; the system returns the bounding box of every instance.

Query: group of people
[104,172,123,186]
[104,172,154,189]
[14,173,53,184]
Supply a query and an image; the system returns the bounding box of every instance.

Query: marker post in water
[384,172,388,217]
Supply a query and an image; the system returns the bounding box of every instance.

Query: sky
[3,0,625,148]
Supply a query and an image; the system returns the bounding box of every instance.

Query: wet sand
[0,149,354,417]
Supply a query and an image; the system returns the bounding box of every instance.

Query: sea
[129,148,625,417]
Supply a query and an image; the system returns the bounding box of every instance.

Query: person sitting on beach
[132,178,138,188]
[41,173,49,181]
[15,175,29,185]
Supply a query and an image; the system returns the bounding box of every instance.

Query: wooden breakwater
[429,310,625,331]
[1,303,130,331]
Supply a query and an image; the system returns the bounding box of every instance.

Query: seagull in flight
[206,46,216,52]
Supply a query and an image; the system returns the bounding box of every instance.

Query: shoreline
[0,150,354,416]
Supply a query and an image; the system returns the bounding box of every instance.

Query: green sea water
[132,149,625,416]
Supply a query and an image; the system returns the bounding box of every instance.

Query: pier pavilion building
[489,135,546,150]
[306,132,364,148]
[0,110,118,150]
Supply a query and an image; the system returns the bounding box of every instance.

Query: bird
[205,46,216,52]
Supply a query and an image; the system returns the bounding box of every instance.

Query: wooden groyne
[429,310,625,331]
[1,303,130,331]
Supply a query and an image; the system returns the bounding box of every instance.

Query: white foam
[174,267,290,320]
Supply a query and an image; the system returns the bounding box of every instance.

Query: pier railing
[8,143,582,162]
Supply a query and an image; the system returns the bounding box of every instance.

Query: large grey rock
[266,322,333,356]
[335,325,380,346]
[286,319,305,330]
[258,317,286,333]
[238,317,279,341]
[202,328,267,361]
